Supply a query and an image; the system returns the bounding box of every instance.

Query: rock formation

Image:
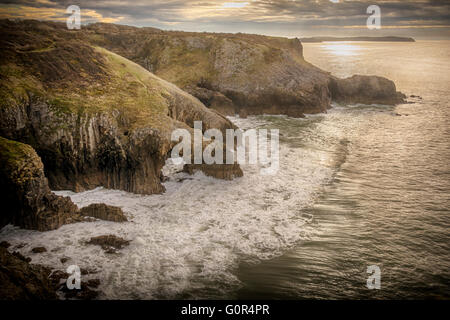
[0,20,242,198]
[84,22,405,118]
[87,235,130,254]
[329,75,406,105]
[79,203,127,222]
[0,247,57,300]
[0,137,79,231]
[0,136,134,231]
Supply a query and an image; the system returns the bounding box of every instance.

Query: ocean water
[1,41,449,299]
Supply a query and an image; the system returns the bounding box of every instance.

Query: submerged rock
[0,241,11,248]
[80,267,100,275]
[79,203,127,222]
[86,278,101,289]
[48,270,69,288]
[60,284,100,300]
[50,269,101,300]
[31,247,47,254]
[12,251,31,263]
[60,257,70,264]
[184,163,243,180]
[87,235,130,253]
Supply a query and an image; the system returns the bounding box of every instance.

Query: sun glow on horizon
[222,2,250,9]
[320,43,362,57]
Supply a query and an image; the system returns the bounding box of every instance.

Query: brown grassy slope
[0,20,241,194]
[83,22,332,116]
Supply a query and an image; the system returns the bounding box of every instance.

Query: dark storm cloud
[0,0,449,38]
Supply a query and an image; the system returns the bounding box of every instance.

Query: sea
[1,40,449,299]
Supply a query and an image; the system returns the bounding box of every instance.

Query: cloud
[0,0,448,38]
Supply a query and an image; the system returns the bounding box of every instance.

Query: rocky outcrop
[329,75,406,105]
[189,87,236,116]
[0,20,404,204]
[85,23,331,117]
[0,136,134,231]
[0,247,57,300]
[184,163,243,180]
[31,247,47,253]
[84,22,405,118]
[79,203,127,222]
[87,235,130,254]
[0,137,79,231]
[0,20,242,198]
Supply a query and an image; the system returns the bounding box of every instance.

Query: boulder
[79,203,127,222]
[0,247,57,300]
[87,235,130,253]
[31,247,47,254]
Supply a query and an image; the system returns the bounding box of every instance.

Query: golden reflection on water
[320,42,362,57]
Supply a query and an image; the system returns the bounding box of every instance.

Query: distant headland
[300,36,415,43]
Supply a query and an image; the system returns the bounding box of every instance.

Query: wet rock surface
[0,241,11,248]
[0,137,79,231]
[31,247,47,254]
[0,247,57,300]
[87,235,131,253]
[60,257,70,264]
[184,163,243,180]
[79,203,127,222]
[329,75,406,105]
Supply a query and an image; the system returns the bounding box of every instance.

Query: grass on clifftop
[47,46,173,130]
[0,136,42,184]
[0,40,177,132]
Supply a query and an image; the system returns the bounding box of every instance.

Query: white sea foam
[0,115,338,299]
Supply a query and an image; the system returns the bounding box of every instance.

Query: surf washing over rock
[0,19,406,299]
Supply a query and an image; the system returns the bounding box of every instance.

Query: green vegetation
[0,136,41,185]
[0,136,33,166]
[0,41,179,132]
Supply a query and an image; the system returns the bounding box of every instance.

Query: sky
[0,0,449,39]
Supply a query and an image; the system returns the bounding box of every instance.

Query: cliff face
[0,19,404,196]
[84,23,405,117]
[0,20,242,195]
[85,23,331,117]
[0,137,78,231]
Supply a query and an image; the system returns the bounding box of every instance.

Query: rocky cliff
[0,136,129,231]
[0,246,57,300]
[84,23,405,117]
[0,137,79,231]
[0,19,405,198]
[329,75,406,105]
[0,20,242,196]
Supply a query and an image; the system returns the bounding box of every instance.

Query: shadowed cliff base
[0,136,130,231]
